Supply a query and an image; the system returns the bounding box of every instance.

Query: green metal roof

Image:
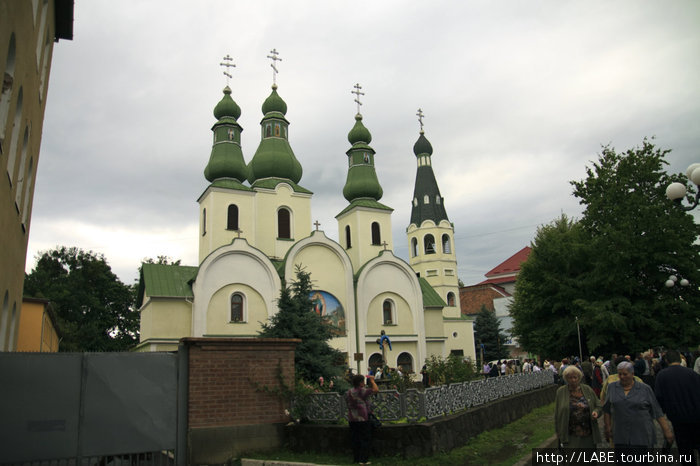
[251,177,312,194]
[418,277,447,308]
[138,263,198,305]
[336,198,393,218]
[209,178,254,191]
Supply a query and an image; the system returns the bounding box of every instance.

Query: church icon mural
[309,291,346,336]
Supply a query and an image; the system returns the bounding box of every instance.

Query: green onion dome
[213,86,241,120]
[261,84,287,115]
[413,131,433,156]
[347,114,372,145]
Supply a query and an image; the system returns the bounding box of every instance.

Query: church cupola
[409,109,448,227]
[342,86,384,202]
[337,84,393,270]
[204,85,248,183]
[247,50,303,186]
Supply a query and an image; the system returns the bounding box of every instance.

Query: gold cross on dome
[267,48,282,85]
[417,108,425,133]
[352,83,365,114]
[314,220,321,231]
[220,54,236,85]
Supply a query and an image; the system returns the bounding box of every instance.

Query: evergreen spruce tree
[259,265,345,382]
[473,305,510,362]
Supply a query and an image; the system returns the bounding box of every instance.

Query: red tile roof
[483,246,531,278]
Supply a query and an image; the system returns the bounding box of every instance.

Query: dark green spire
[247,84,303,185]
[410,130,449,225]
[204,86,248,183]
[342,114,384,202]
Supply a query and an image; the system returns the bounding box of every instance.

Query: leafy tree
[24,246,139,351]
[570,139,700,353]
[258,265,345,382]
[510,214,590,358]
[473,305,510,362]
[510,139,700,356]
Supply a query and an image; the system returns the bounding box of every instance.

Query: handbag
[368,412,382,428]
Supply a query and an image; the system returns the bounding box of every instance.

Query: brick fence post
[182,337,300,464]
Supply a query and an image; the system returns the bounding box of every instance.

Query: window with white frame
[382,299,395,325]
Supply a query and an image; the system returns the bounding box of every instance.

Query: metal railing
[296,371,554,423]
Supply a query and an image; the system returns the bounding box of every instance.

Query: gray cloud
[27,0,700,286]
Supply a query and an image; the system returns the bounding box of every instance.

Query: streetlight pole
[666,162,700,211]
[575,316,583,362]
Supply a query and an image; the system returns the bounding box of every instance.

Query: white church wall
[253,183,311,260]
[206,283,267,336]
[356,254,426,373]
[284,231,357,358]
[192,239,281,337]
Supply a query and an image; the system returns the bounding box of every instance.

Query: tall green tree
[510,214,590,358]
[259,265,345,382]
[473,305,510,362]
[570,139,700,353]
[510,139,700,356]
[24,246,139,351]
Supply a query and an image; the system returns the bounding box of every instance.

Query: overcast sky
[26,1,700,287]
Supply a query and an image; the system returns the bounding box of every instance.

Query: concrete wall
[184,337,299,465]
[285,384,557,460]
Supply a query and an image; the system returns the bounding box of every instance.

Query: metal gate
[0,351,182,465]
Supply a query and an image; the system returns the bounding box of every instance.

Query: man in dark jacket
[655,349,700,458]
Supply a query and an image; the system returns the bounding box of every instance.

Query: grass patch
[242,402,555,465]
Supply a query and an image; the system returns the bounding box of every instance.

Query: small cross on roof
[416,108,425,133]
[220,54,236,85]
[267,48,282,85]
[352,83,365,115]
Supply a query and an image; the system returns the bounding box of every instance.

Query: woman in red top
[346,374,379,465]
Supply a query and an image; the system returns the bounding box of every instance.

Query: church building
[135,54,475,374]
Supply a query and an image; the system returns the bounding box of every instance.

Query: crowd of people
[553,348,700,462]
[343,348,700,464]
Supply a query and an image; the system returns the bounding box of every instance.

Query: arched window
[371,222,381,245]
[383,299,394,325]
[447,292,456,307]
[230,293,245,322]
[6,87,23,182]
[265,124,272,137]
[202,208,206,236]
[278,207,291,239]
[274,123,280,137]
[0,33,16,154]
[397,352,413,374]
[369,353,384,371]
[424,195,429,204]
[227,204,239,231]
[345,225,352,249]
[436,195,441,204]
[413,197,418,207]
[14,126,29,210]
[442,234,451,254]
[424,234,436,254]
[411,237,418,257]
[21,156,33,227]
